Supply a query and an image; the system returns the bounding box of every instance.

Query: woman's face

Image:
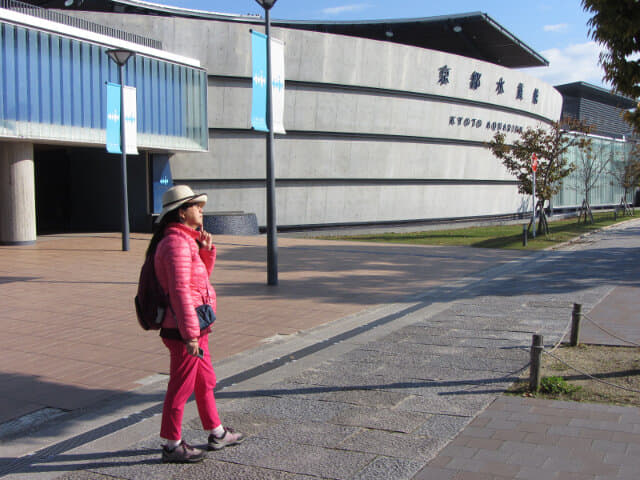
[181,202,205,229]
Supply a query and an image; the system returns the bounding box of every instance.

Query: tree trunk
[527,200,550,236]
[537,201,549,235]
[578,199,594,224]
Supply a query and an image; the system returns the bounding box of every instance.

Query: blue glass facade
[0,21,208,151]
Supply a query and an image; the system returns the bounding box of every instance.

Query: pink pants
[160,334,221,440]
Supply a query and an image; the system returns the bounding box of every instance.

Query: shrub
[540,376,581,395]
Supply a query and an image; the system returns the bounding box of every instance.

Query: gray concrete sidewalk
[2,219,640,479]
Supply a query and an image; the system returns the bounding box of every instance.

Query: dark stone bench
[203,212,259,235]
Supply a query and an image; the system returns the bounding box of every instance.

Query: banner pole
[119,62,130,252]
[106,49,135,252]
[265,7,278,285]
[532,169,536,239]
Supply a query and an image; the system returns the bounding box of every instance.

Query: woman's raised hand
[199,230,213,250]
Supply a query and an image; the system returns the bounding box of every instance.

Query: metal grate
[0,0,162,49]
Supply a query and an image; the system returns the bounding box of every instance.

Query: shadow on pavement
[215,242,640,305]
[1,449,159,476]
[216,377,524,400]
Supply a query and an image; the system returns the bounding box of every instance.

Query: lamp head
[106,49,135,66]
[255,0,277,10]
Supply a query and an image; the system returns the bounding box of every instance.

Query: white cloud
[320,3,372,16]
[543,23,568,32]
[520,41,608,87]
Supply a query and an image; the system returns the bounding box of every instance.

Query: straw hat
[156,185,207,223]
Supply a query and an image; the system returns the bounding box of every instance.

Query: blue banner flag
[151,154,172,214]
[106,82,121,154]
[251,30,268,132]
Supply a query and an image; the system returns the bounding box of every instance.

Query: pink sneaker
[208,427,245,450]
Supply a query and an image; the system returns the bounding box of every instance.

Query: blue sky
[151,0,603,88]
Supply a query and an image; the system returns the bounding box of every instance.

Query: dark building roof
[276,13,548,68]
[555,82,636,110]
[555,82,636,139]
[23,0,548,68]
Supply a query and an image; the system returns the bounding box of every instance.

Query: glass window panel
[143,56,151,133]
[80,42,91,127]
[50,36,62,125]
[28,29,40,122]
[16,27,27,122]
[60,37,72,125]
[0,21,207,151]
[152,58,159,134]
[554,136,632,209]
[0,24,8,122]
[158,61,166,135]
[71,41,82,126]
[39,32,51,124]
[166,62,175,136]
[200,70,208,148]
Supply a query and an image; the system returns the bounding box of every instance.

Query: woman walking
[146,185,244,463]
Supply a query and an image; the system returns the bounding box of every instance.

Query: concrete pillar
[0,142,36,245]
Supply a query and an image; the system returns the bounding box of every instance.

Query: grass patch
[539,376,581,395]
[508,345,640,406]
[318,211,638,250]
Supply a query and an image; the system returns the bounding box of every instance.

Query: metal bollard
[570,303,582,347]
[529,334,544,392]
[522,224,528,247]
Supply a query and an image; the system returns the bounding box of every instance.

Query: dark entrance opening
[34,146,148,234]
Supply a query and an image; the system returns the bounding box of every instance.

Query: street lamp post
[255,0,278,285]
[106,49,135,252]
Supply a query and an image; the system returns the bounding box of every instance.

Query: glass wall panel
[553,135,633,208]
[0,21,207,151]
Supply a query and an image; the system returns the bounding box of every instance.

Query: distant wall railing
[0,0,162,49]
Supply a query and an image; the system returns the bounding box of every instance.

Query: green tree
[488,119,591,234]
[582,0,640,130]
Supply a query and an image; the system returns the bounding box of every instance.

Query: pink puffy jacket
[154,223,217,341]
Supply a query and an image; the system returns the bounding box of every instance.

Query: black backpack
[134,253,171,330]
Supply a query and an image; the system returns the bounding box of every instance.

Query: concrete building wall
[74,12,562,228]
